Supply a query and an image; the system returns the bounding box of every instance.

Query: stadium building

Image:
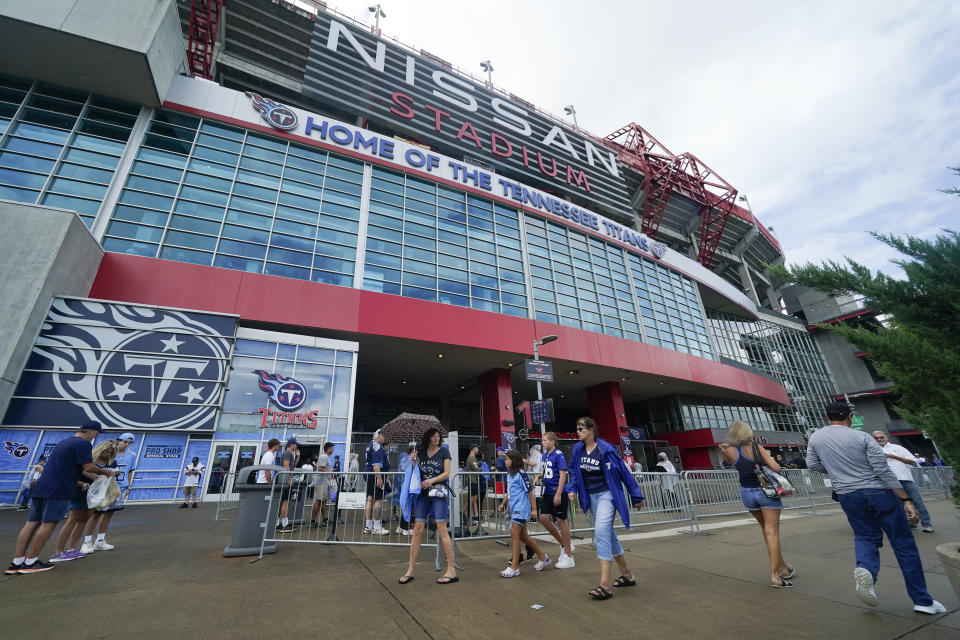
[0,0,838,503]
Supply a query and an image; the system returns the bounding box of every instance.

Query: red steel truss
[188,0,226,80]
[605,123,739,268]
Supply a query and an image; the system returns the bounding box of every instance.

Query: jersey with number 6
[541,448,567,495]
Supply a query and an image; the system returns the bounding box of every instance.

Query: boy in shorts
[536,431,574,568]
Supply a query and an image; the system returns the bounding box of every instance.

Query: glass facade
[0,75,139,227]
[218,336,356,443]
[104,111,361,286]
[363,167,528,316]
[0,79,765,367]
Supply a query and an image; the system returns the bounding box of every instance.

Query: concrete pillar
[587,381,628,445]
[480,368,514,449]
[765,285,781,312]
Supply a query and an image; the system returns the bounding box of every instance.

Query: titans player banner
[3,298,237,431]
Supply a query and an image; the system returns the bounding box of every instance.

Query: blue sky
[326,0,960,274]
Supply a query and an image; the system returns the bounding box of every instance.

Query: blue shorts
[511,518,528,526]
[27,497,70,523]
[413,494,449,523]
[70,500,89,511]
[740,486,782,511]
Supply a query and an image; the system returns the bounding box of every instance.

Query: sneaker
[80,541,95,554]
[363,527,372,534]
[5,562,22,575]
[534,555,552,571]
[94,540,114,551]
[854,567,879,607]
[921,525,935,533]
[395,526,405,535]
[914,600,947,614]
[556,555,576,569]
[499,567,520,578]
[277,526,294,533]
[370,527,390,535]
[191,503,198,508]
[60,549,85,562]
[179,503,188,509]
[18,560,54,574]
[49,551,71,563]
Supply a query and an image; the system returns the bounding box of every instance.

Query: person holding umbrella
[399,427,457,585]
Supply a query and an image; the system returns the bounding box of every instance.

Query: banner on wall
[3,298,237,431]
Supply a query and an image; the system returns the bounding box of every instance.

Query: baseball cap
[286,437,298,446]
[496,446,504,453]
[80,420,102,432]
[825,401,854,420]
[469,443,480,451]
[119,432,135,442]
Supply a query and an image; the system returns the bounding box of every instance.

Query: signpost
[529,337,557,431]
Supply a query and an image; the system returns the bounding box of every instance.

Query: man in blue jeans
[807,403,946,614]
[872,431,934,533]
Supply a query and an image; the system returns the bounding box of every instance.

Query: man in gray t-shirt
[806,402,944,614]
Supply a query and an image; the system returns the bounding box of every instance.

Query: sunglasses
[575,426,589,432]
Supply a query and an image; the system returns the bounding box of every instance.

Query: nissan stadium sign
[303,12,633,218]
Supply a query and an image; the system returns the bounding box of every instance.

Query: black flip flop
[613,575,637,587]
[589,585,613,600]
[398,575,415,585]
[436,575,459,584]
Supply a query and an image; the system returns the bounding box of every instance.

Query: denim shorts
[27,497,70,523]
[413,494,449,523]
[740,486,782,511]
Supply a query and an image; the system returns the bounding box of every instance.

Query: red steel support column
[587,381,628,448]
[480,368,515,449]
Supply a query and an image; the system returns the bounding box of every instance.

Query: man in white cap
[364,430,390,535]
[80,432,139,553]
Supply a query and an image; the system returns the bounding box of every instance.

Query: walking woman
[399,428,458,585]
[718,421,795,588]
[566,417,645,600]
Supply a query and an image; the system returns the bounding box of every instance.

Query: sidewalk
[1,498,957,639]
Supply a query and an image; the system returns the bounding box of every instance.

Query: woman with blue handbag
[398,428,457,585]
[718,420,795,589]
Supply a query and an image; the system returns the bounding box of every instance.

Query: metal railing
[213,472,239,520]
[252,467,956,555]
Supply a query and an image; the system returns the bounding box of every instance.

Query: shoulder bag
[752,443,795,498]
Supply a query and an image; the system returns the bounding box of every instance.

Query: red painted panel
[89,254,789,405]
[587,381,627,443]
[480,368,513,448]
[90,254,243,313]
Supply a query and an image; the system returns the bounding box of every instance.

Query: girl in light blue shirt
[497,450,548,577]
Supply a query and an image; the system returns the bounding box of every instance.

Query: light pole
[368,4,385,36]
[564,105,578,129]
[480,60,494,86]
[532,334,558,430]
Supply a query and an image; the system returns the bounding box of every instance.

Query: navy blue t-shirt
[31,436,93,500]
[579,446,607,494]
[365,441,389,472]
[541,448,567,494]
[417,446,451,480]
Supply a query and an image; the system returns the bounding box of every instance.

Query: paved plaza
[1,498,958,639]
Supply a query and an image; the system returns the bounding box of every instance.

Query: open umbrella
[379,412,445,444]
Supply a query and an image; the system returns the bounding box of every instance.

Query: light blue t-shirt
[507,471,532,521]
[115,449,137,490]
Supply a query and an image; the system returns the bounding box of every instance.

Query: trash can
[223,464,284,558]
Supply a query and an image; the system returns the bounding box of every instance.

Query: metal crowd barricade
[257,470,451,559]
[251,466,955,560]
[213,472,239,520]
[449,470,694,545]
[911,466,956,498]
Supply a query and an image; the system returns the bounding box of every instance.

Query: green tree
[771,168,960,477]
